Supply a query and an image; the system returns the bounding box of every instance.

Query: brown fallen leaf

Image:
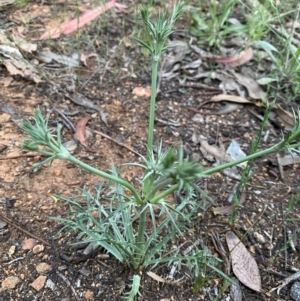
[39,0,127,40]
[76,116,91,148]
[197,94,255,110]
[215,48,253,67]
[226,231,262,293]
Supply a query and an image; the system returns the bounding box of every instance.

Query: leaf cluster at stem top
[135,1,184,59]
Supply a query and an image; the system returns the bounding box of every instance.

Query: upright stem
[136,206,147,267]
[146,58,159,156]
[143,58,159,197]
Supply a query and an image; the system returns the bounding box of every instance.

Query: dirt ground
[0,1,300,301]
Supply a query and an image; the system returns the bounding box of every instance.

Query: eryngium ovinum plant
[21,2,300,300]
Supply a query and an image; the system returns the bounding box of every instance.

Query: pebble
[84,289,94,299]
[291,282,300,301]
[33,244,44,254]
[21,238,37,250]
[253,232,265,244]
[1,276,20,289]
[30,275,47,291]
[36,262,52,274]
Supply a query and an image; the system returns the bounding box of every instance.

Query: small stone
[45,279,56,291]
[291,282,300,301]
[32,244,44,254]
[8,245,16,257]
[253,232,265,244]
[0,113,11,124]
[192,113,204,123]
[0,219,7,229]
[52,169,62,176]
[21,238,37,250]
[36,263,52,274]
[30,275,47,291]
[132,86,151,98]
[84,289,94,299]
[1,276,20,289]
[79,267,91,277]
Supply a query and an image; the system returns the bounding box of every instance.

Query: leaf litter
[226,231,262,293]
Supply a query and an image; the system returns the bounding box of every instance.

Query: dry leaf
[226,231,262,293]
[38,51,80,67]
[209,94,253,105]
[68,93,108,126]
[215,48,253,67]
[76,116,91,148]
[40,0,127,40]
[3,58,42,83]
[273,105,295,130]
[200,139,231,163]
[146,271,183,285]
[232,72,266,100]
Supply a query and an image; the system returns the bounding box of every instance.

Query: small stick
[284,220,288,270]
[155,118,181,127]
[0,213,50,246]
[90,128,140,156]
[269,269,300,295]
[5,257,25,265]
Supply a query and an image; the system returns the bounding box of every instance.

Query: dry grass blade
[226,231,262,293]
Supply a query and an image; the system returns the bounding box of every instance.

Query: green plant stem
[143,59,159,197]
[148,140,300,204]
[136,206,147,268]
[145,177,173,200]
[59,154,143,205]
[150,184,179,204]
[202,141,300,176]
[146,59,159,154]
